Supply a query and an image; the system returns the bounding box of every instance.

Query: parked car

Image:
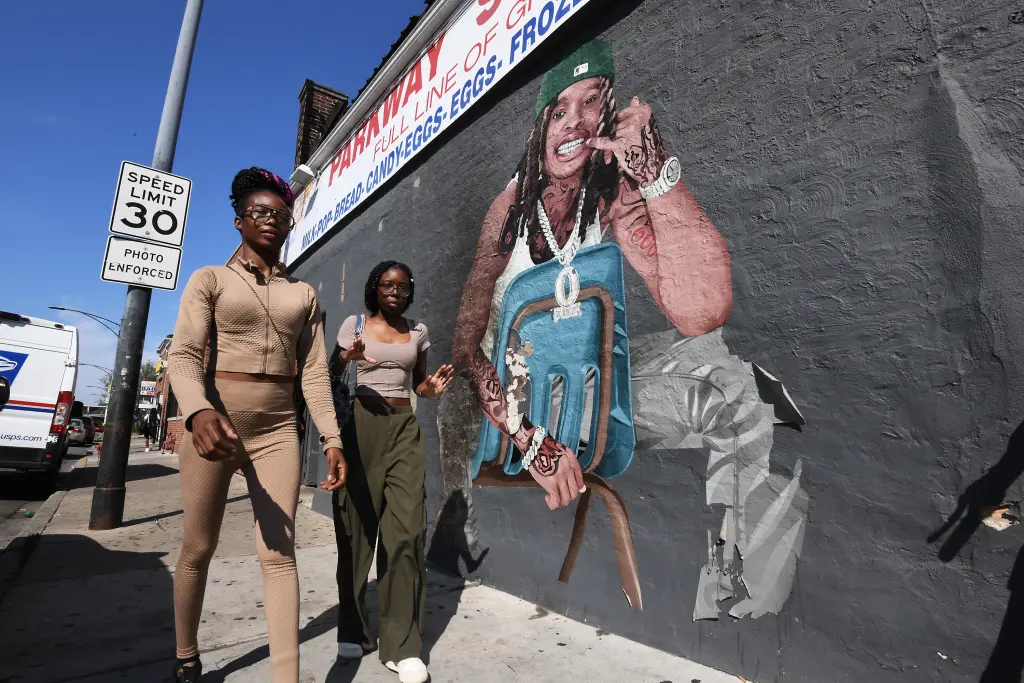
[67,419,86,446]
[80,416,96,445]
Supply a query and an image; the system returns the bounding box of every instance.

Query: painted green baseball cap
[535,39,615,119]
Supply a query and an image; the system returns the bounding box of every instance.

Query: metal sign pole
[90,0,204,530]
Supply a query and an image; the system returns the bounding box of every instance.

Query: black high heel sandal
[173,655,202,683]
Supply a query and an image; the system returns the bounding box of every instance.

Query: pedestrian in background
[331,261,453,683]
[167,167,347,683]
[143,408,158,452]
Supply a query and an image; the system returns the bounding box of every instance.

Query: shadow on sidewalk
[121,494,250,528]
[0,535,174,683]
[203,573,468,682]
[65,462,180,491]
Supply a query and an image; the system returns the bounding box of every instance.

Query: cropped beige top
[168,259,342,451]
[337,315,429,400]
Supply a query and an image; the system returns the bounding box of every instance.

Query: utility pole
[90,0,203,530]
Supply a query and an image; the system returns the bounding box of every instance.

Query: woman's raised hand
[417,364,455,398]
[340,337,376,364]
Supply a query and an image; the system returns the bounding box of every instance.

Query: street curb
[0,456,88,605]
[0,488,66,604]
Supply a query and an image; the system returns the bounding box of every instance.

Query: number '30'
[121,202,178,235]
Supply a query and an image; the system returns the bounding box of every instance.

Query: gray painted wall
[294,1,1024,680]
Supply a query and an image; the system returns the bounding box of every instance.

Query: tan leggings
[174,378,301,683]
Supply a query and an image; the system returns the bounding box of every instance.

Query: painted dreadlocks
[511,76,618,255]
[229,167,295,214]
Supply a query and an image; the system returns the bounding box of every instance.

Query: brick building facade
[294,80,348,170]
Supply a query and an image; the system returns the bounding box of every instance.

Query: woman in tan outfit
[168,167,346,683]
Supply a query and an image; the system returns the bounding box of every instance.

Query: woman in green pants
[329,261,453,683]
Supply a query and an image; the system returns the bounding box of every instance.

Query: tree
[139,360,157,382]
[98,370,113,406]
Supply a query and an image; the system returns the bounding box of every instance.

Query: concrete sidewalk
[0,453,740,683]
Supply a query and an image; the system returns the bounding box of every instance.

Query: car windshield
[70,420,83,428]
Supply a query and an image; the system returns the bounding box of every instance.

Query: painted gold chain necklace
[536,188,585,322]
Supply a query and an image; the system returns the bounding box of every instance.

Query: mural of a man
[452,39,731,503]
[439,40,808,621]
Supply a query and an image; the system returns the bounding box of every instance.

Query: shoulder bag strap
[345,314,365,386]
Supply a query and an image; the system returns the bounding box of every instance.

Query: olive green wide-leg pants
[333,399,426,664]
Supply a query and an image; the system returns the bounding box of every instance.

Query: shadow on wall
[979,544,1024,683]
[928,420,1024,682]
[427,488,489,576]
[928,421,1024,562]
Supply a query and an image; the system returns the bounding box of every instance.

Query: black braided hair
[229,167,295,215]
[514,76,619,258]
[364,260,415,314]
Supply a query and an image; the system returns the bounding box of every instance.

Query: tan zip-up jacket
[168,259,342,451]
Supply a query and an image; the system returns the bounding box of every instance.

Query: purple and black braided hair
[229,167,295,214]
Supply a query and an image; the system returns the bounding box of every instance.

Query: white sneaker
[385,657,428,683]
[337,642,364,660]
[144,447,150,452]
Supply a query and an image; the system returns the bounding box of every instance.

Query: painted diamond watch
[640,156,681,200]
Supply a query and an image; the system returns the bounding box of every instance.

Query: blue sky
[0,0,426,404]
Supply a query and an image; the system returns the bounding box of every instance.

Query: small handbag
[330,314,363,429]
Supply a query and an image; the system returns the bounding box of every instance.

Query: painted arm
[452,187,586,509]
[451,187,519,435]
[592,97,732,336]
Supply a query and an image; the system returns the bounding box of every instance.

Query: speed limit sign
[108,161,191,247]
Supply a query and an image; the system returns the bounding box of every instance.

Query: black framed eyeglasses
[242,205,294,229]
[378,283,411,297]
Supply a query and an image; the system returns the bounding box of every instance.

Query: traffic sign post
[90,0,203,531]
[100,236,182,291]
[108,161,191,247]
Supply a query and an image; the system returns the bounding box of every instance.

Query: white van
[0,311,79,477]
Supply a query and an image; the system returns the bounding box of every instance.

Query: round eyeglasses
[378,283,411,297]
[243,205,294,229]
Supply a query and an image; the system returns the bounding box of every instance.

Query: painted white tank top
[480,175,604,356]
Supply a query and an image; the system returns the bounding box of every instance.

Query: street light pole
[89,0,203,530]
[79,363,113,373]
[48,307,121,337]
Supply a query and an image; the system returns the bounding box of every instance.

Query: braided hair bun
[229,167,295,214]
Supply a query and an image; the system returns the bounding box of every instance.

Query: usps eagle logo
[0,356,17,373]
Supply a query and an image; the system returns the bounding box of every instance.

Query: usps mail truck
[0,311,79,478]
